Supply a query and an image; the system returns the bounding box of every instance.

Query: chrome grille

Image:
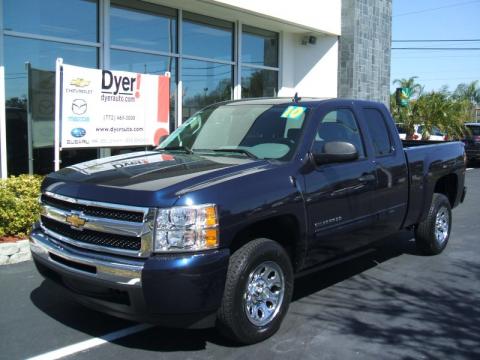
[39,192,155,257]
[41,216,141,251]
[41,194,144,222]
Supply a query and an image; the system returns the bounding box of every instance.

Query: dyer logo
[71,128,86,138]
[72,99,87,115]
[102,70,137,95]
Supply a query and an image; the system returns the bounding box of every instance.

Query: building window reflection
[241,25,279,98]
[182,60,232,121]
[1,1,281,175]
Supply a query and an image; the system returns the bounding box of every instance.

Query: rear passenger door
[360,106,409,239]
[303,107,377,266]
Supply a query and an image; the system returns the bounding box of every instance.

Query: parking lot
[1,168,479,360]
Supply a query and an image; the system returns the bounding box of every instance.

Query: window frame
[362,107,395,158]
[309,107,367,162]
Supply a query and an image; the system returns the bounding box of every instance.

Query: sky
[391,0,480,93]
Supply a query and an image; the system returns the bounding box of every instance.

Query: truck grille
[41,194,144,223]
[41,216,141,251]
[39,192,153,257]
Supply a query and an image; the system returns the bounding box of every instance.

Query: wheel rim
[435,206,450,245]
[244,261,285,327]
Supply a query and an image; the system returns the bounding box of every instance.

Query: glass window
[363,108,392,156]
[159,103,308,160]
[241,68,278,98]
[3,0,98,42]
[313,109,365,158]
[182,59,232,121]
[467,125,480,136]
[110,50,177,150]
[4,36,98,175]
[182,12,233,61]
[242,25,278,67]
[110,1,176,53]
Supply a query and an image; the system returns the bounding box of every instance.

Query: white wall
[279,34,338,98]
[208,0,341,35]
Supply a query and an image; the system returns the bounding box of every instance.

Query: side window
[312,109,365,159]
[363,108,393,156]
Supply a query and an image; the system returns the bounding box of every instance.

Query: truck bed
[402,140,465,228]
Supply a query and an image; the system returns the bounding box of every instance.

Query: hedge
[0,175,43,237]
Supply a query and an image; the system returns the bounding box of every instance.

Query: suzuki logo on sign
[66,213,87,229]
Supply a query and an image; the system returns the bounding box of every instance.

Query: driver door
[303,107,377,267]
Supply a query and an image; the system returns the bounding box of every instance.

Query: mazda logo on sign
[72,99,87,115]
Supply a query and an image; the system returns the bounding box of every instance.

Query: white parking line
[26,324,154,360]
[467,168,474,171]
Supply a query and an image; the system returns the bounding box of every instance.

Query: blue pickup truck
[30,98,466,344]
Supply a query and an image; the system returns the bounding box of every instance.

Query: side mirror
[157,134,169,146]
[312,141,358,165]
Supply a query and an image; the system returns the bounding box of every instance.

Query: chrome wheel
[244,261,285,327]
[435,206,449,245]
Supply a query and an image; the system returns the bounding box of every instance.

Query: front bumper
[30,229,230,328]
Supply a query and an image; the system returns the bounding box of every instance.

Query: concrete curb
[0,240,31,265]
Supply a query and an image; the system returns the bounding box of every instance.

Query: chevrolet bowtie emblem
[70,78,90,87]
[66,214,86,228]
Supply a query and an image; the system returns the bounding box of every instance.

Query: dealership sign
[58,62,170,149]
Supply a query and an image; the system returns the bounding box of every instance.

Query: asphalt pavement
[1,168,479,360]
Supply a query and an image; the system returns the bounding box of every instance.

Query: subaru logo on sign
[71,128,86,138]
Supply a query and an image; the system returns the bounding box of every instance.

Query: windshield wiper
[212,148,258,159]
[159,145,193,154]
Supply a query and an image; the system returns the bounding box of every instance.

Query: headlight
[154,204,219,252]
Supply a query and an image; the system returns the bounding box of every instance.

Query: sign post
[0,66,7,179]
[54,58,63,171]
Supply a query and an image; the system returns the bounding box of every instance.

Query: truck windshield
[158,103,309,160]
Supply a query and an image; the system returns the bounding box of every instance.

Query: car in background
[396,124,447,141]
[463,123,480,164]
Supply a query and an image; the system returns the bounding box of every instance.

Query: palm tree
[392,76,423,98]
[414,91,470,140]
[391,77,423,139]
[453,81,480,120]
[453,80,480,105]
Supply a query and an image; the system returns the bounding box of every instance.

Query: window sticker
[281,106,306,119]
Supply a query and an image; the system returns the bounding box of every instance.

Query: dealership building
[0,0,392,178]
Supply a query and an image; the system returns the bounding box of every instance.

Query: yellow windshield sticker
[281,106,306,119]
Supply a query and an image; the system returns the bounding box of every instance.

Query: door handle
[358,174,375,183]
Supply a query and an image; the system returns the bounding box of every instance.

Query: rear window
[467,125,480,136]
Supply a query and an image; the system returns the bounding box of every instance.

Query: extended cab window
[363,108,393,156]
[312,109,365,159]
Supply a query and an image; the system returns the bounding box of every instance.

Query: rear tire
[217,238,293,344]
[415,193,452,255]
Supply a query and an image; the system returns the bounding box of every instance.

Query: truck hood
[42,150,270,207]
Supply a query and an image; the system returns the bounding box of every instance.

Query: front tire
[415,193,452,255]
[217,238,293,344]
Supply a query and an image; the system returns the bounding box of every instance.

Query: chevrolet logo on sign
[66,213,87,229]
[70,78,91,87]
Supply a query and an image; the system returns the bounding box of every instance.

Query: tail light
[444,135,449,141]
[412,134,420,140]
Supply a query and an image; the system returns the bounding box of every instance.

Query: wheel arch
[229,214,306,272]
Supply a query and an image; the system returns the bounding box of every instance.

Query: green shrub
[0,175,43,237]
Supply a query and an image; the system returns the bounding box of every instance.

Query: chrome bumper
[30,229,144,287]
